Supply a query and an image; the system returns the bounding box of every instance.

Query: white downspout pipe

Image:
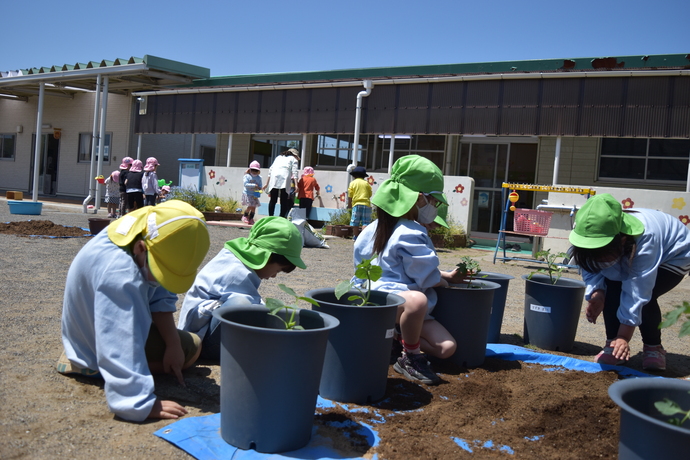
[94,76,109,213]
[32,82,45,202]
[351,80,372,166]
[226,134,233,167]
[387,134,395,175]
[83,75,101,213]
[552,136,562,185]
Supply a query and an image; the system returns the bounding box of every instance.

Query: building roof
[0,55,210,101]
[187,53,690,89]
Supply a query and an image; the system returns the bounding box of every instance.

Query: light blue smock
[61,230,178,422]
[352,219,441,311]
[582,208,690,326]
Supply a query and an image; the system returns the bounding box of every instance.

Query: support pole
[94,77,109,213]
[136,133,142,160]
[552,136,562,185]
[31,83,45,202]
[226,134,233,167]
[83,75,101,213]
[387,134,395,174]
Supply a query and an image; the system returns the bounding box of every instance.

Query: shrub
[167,187,239,213]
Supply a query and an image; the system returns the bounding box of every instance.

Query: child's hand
[610,337,631,361]
[163,346,186,386]
[148,399,188,419]
[586,290,606,324]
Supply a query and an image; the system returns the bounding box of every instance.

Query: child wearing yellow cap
[569,193,690,371]
[352,155,464,385]
[57,200,211,421]
[178,216,307,362]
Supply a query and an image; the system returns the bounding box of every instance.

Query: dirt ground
[1,205,689,459]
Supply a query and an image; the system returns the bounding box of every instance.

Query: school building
[1,53,689,237]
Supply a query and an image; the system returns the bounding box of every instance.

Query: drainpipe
[552,136,562,185]
[83,75,101,212]
[94,76,109,213]
[32,82,45,202]
[351,80,372,166]
[301,134,307,170]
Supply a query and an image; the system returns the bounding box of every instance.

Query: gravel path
[1,199,688,459]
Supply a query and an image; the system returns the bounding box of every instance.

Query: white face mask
[416,195,438,224]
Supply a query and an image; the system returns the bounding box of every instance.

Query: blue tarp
[154,343,659,459]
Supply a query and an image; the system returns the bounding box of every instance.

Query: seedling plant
[334,256,382,306]
[528,249,569,285]
[265,284,319,330]
[654,301,690,426]
[456,256,486,288]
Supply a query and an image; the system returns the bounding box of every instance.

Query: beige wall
[0,91,134,196]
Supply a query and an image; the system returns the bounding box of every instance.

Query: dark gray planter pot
[212,304,339,453]
[434,280,501,367]
[480,272,515,343]
[305,288,403,404]
[522,274,585,352]
[609,378,690,459]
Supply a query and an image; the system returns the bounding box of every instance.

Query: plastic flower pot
[434,280,501,367]
[88,218,111,235]
[480,272,515,343]
[212,304,339,453]
[608,378,690,459]
[522,274,585,352]
[306,288,403,404]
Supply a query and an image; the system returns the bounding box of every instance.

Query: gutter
[132,69,690,97]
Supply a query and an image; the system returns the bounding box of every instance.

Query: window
[316,134,367,167]
[599,138,690,183]
[0,134,16,160]
[78,133,111,163]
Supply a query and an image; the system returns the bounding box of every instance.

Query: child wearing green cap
[57,200,211,422]
[569,193,690,371]
[178,216,307,362]
[352,155,464,385]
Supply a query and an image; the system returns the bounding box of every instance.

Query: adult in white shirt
[263,148,299,218]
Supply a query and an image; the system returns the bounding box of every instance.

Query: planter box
[8,200,42,215]
[430,233,467,248]
[325,225,353,237]
[201,212,242,221]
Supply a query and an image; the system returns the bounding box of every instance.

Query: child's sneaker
[248,218,255,225]
[642,344,666,371]
[594,341,624,366]
[393,351,440,385]
[241,216,249,224]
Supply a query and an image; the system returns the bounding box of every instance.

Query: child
[104,170,120,218]
[118,157,133,216]
[178,216,307,362]
[569,193,690,371]
[298,166,320,220]
[348,166,373,230]
[352,155,463,385]
[158,185,171,204]
[242,161,263,225]
[125,159,145,211]
[57,200,211,421]
[142,157,160,207]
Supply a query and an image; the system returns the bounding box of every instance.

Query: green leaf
[335,280,353,300]
[296,296,320,307]
[265,297,286,314]
[278,284,298,298]
[368,264,383,282]
[655,398,685,416]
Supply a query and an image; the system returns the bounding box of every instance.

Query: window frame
[78,132,112,164]
[598,138,690,185]
[0,134,16,160]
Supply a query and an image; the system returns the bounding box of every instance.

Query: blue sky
[3,0,688,77]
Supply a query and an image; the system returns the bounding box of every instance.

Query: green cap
[569,194,645,249]
[224,216,306,270]
[372,155,448,217]
[433,203,450,228]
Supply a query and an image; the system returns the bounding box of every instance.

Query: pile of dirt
[313,358,621,459]
[0,220,90,237]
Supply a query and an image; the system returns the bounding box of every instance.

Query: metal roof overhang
[0,55,210,101]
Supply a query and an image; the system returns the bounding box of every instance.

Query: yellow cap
[108,200,210,293]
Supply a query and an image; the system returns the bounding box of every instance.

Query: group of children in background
[103,156,169,218]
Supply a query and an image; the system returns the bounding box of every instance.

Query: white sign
[385,328,395,339]
[530,304,551,313]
